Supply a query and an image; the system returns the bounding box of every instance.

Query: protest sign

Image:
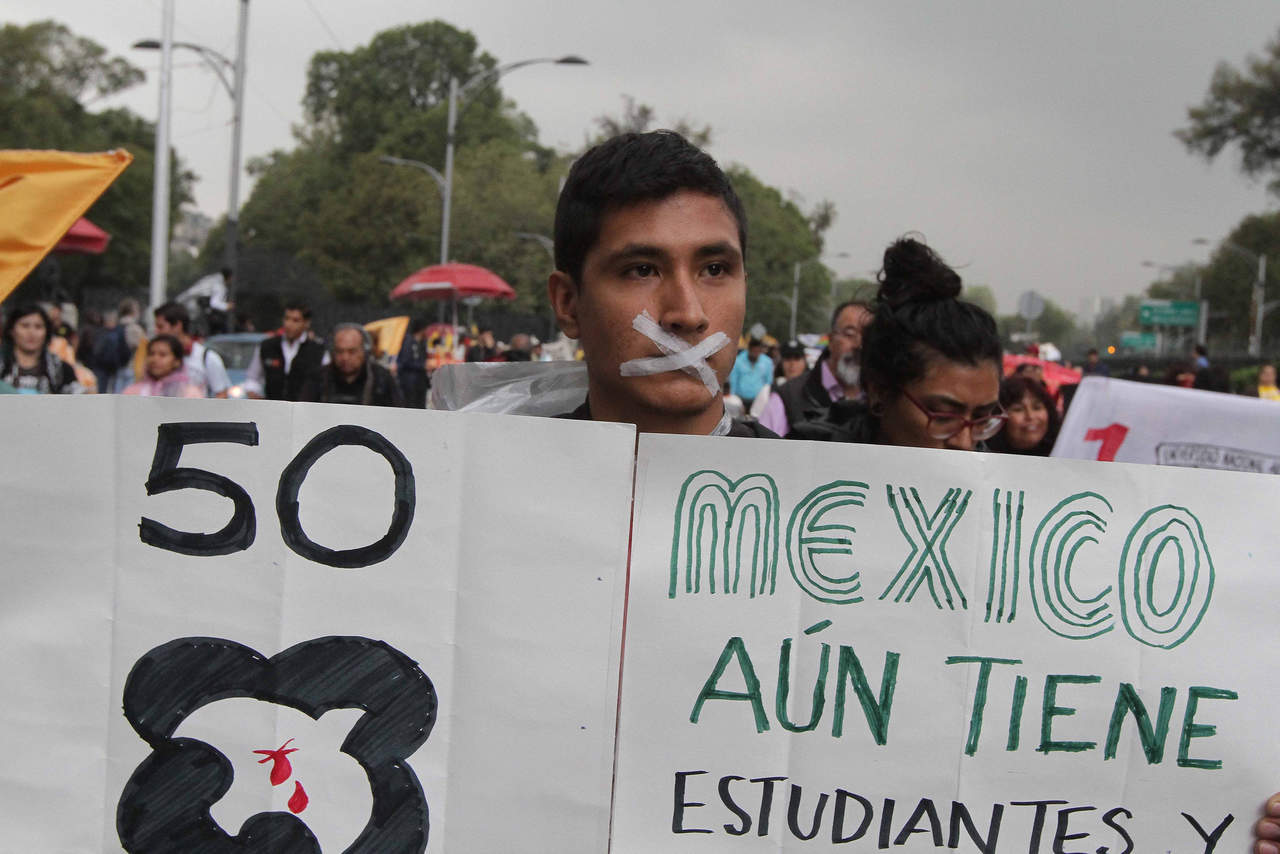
[0,396,634,853]
[614,433,1278,852]
[1054,376,1280,472]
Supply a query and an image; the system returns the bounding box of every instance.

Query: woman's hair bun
[876,236,962,308]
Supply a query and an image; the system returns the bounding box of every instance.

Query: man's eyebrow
[600,244,667,266]
[693,241,742,261]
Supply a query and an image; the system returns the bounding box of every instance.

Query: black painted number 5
[139,422,260,556]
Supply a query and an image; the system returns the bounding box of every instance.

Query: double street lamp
[384,56,587,269]
[135,0,250,312]
[1193,237,1270,357]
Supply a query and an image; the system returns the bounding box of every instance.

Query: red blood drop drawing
[253,738,298,786]
[288,779,309,814]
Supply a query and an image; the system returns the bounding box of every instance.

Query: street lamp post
[1194,238,1268,357]
[144,0,175,319]
[441,57,586,265]
[383,56,587,269]
[135,0,250,290]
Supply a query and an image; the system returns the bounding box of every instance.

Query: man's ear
[547,271,580,339]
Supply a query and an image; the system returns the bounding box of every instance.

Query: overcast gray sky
[17,0,1280,314]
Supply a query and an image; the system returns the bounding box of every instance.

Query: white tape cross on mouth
[619,311,730,398]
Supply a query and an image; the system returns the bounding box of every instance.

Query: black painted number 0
[140,421,416,568]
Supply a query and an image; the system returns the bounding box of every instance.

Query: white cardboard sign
[1054,376,1280,471]
[615,433,1278,852]
[0,396,634,853]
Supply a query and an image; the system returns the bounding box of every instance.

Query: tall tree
[239,21,555,309]
[0,20,193,303]
[1176,27,1280,194]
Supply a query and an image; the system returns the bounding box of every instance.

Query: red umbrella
[390,263,516,301]
[54,217,110,255]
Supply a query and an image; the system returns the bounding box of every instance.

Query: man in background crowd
[153,302,230,398]
[466,328,497,362]
[1081,347,1110,377]
[759,300,870,437]
[397,317,431,408]
[245,302,326,401]
[728,336,772,409]
[300,323,403,407]
[776,339,808,385]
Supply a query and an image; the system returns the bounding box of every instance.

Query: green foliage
[728,166,834,337]
[1176,27,1280,195]
[592,94,713,148]
[0,20,193,302]
[1179,212,1280,353]
[997,298,1079,353]
[239,21,560,311]
[962,284,998,316]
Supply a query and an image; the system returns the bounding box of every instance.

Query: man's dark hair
[860,237,1002,400]
[554,130,747,285]
[409,316,430,334]
[1194,343,1208,357]
[283,301,312,320]
[1086,348,1099,357]
[154,302,191,333]
[830,300,870,331]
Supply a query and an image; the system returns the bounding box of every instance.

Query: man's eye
[625,263,658,278]
[704,262,730,277]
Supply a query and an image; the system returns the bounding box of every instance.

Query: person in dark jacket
[759,302,871,436]
[300,324,403,407]
[246,303,326,401]
[790,238,1005,451]
[547,130,775,438]
[396,317,430,407]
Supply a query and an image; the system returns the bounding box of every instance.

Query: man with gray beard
[758,301,871,437]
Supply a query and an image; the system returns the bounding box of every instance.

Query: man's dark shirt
[260,335,326,401]
[300,362,404,407]
[559,400,779,438]
[775,350,838,432]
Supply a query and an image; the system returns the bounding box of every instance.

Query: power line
[300,0,344,50]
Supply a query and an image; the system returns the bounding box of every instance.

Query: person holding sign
[547,131,775,438]
[790,238,1005,450]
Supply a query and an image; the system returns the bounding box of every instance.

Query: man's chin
[619,373,724,418]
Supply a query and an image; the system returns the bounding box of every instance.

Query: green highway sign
[1120,331,1157,352]
[1138,300,1199,327]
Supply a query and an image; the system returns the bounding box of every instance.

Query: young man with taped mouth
[548,131,777,438]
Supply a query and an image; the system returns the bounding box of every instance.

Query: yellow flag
[364,315,411,357]
[0,149,134,302]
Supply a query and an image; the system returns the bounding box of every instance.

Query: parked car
[205,332,268,399]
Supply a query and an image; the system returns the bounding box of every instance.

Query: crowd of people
[6,128,1280,847]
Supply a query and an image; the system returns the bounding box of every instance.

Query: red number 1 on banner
[1084,423,1129,461]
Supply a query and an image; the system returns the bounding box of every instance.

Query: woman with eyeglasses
[790,237,1005,450]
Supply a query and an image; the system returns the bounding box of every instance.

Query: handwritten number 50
[140,421,416,567]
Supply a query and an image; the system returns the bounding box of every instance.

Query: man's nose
[656,269,709,335]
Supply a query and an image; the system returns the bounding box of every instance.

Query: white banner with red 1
[1053,376,1280,471]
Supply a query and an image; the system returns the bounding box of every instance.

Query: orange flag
[0,149,134,302]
